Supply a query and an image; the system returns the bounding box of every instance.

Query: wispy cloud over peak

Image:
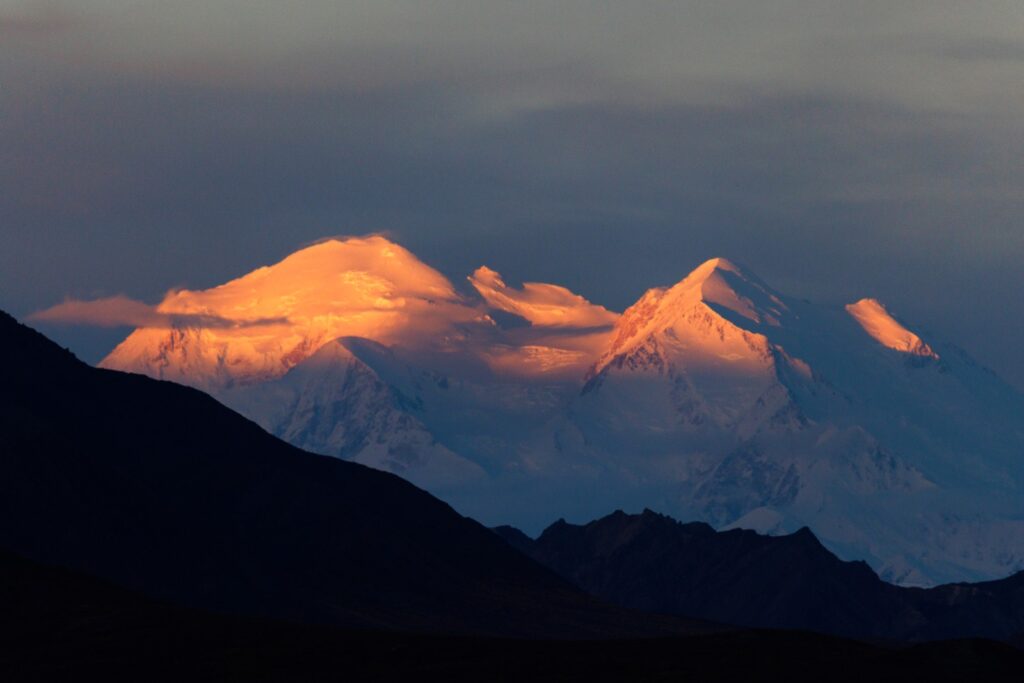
[469,266,618,329]
[28,295,289,330]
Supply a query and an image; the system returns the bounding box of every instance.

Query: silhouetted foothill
[496,509,1024,642]
[0,311,703,638]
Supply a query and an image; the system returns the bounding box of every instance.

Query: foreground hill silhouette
[496,510,1024,641]
[3,549,1022,682]
[0,310,699,637]
[2,311,1023,678]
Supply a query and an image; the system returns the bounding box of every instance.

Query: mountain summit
[99,236,476,389]
[97,235,613,387]
[582,257,806,439]
[92,238,1024,585]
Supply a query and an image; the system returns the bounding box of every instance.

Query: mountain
[0,310,707,638]
[495,510,1024,642]
[97,236,482,390]
[91,238,1024,585]
[218,337,486,492]
[5,550,1022,682]
[97,235,608,389]
[570,258,1024,584]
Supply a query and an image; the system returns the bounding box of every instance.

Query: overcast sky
[3,1,1024,386]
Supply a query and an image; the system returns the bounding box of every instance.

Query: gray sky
[3,1,1024,386]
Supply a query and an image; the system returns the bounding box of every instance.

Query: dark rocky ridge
[496,509,1024,641]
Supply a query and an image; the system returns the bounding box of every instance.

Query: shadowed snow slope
[218,337,486,493]
[98,243,1024,586]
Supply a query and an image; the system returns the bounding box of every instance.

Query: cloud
[468,266,618,329]
[29,295,289,329]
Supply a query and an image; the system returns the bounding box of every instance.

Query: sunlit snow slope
[99,238,1024,585]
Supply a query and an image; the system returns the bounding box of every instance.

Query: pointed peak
[633,257,788,328]
[688,256,745,280]
[588,257,792,378]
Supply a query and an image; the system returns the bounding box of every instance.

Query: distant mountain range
[86,236,1024,585]
[495,510,1024,642]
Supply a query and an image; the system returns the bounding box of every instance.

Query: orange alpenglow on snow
[72,235,622,388]
[592,257,791,377]
[98,236,482,388]
[51,246,946,391]
[466,265,619,377]
[468,266,618,328]
[845,298,938,358]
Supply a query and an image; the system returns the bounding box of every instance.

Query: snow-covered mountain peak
[679,257,790,327]
[99,235,480,390]
[579,260,813,442]
[591,258,791,378]
[163,235,461,317]
[845,298,938,359]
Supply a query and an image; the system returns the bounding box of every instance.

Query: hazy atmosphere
[3,0,1024,386]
